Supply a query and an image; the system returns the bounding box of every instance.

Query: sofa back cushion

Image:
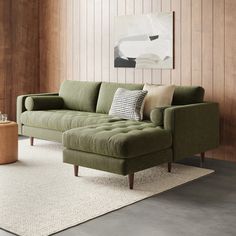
[59,80,101,112]
[58,80,204,112]
[172,86,204,105]
[96,82,143,113]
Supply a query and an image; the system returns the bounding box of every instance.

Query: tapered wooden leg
[128,173,134,190]
[74,165,79,177]
[200,152,205,167]
[30,137,34,146]
[168,162,172,173]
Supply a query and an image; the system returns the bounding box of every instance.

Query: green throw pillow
[25,96,64,111]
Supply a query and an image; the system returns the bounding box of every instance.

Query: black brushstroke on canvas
[114,57,136,68]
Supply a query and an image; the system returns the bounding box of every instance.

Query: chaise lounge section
[17,81,219,189]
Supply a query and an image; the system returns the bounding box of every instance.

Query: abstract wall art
[114,12,174,69]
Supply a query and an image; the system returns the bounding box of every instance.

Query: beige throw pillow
[143,84,175,118]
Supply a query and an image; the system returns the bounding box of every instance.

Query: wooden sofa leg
[30,137,34,146]
[128,173,134,190]
[168,162,172,173]
[74,165,79,177]
[200,152,205,167]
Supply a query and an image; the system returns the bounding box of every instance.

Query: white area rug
[0,139,214,236]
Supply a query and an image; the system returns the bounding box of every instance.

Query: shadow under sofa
[17,81,220,189]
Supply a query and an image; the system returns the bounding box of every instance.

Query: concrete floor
[1,157,236,236]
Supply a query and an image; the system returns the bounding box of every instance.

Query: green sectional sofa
[17,81,219,189]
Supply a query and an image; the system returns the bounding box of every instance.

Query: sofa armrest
[164,102,220,161]
[17,92,58,134]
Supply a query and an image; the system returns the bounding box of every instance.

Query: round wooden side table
[0,121,18,164]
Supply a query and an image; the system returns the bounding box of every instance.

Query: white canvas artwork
[114,12,173,69]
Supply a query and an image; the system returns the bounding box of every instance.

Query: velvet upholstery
[63,148,172,175]
[63,121,172,158]
[16,81,219,181]
[25,96,64,111]
[172,86,205,105]
[96,82,143,114]
[21,110,116,132]
[23,126,62,143]
[150,106,171,126]
[17,92,58,134]
[164,102,219,161]
[59,80,101,112]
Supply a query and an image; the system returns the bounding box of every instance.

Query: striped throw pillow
[109,88,148,121]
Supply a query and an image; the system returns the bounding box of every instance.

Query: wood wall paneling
[72,0,80,81]
[0,0,39,120]
[102,0,110,82]
[117,0,126,83]
[181,0,192,86]
[152,0,162,84]
[0,0,10,115]
[201,0,214,158]
[79,0,87,81]
[125,0,135,84]
[171,0,181,85]
[212,0,226,159]
[202,0,213,101]
[94,0,102,82]
[191,0,202,86]
[109,0,118,83]
[161,0,172,85]
[225,0,236,161]
[134,0,144,84]
[66,0,73,81]
[40,0,61,92]
[142,0,152,84]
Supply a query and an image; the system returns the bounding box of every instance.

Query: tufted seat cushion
[63,120,172,158]
[20,110,119,132]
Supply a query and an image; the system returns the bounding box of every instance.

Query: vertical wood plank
[125,0,135,83]
[161,0,172,85]
[39,1,47,92]
[102,0,110,82]
[87,0,95,81]
[171,0,181,85]
[94,0,102,81]
[213,0,225,160]
[0,0,9,116]
[109,0,118,82]
[60,0,68,83]
[181,0,192,85]
[134,0,143,84]
[10,0,39,119]
[191,0,202,86]
[79,0,87,81]
[152,0,162,85]
[117,0,126,83]
[201,0,213,158]
[72,0,80,81]
[224,0,236,161]
[202,0,213,100]
[142,0,152,84]
[0,0,40,119]
[0,100,4,114]
[72,0,80,80]
[67,1,73,80]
